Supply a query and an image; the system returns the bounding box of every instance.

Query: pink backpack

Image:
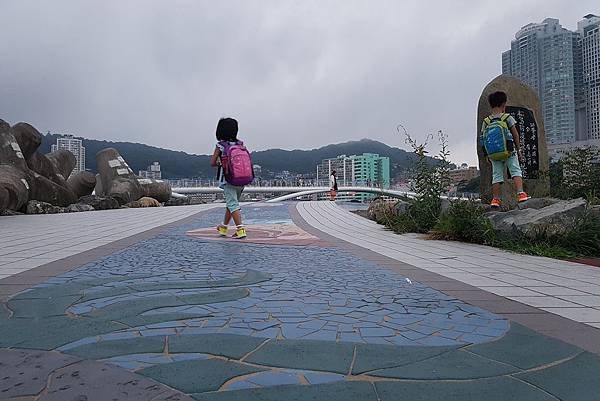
[219,140,254,186]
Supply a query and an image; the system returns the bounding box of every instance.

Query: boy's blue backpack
[481,114,512,161]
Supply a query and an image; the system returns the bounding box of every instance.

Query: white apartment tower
[51,134,85,176]
[139,162,162,179]
[502,18,580,146]
[579,14,600,141]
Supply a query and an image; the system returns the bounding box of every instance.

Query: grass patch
[430,199,495,244]
[381,199,600,259]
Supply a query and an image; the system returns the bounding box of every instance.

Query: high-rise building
[579,14,600,141]
[316,155,354,187]
[139,162,161,179]
[315,153,390,200]
[351,153,391,189]
[502,18,581,146]
[51,134,85,177]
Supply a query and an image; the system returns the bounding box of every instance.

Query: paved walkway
[297,201,600,329]
[1,202,600,400]
[0,205,217,280]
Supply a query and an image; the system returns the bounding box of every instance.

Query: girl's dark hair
[488,91,507,108]
[216,118,238,141]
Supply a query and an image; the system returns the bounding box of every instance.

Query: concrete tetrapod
[0,119,78,211]
[67,171,97,198]
[96,147,143,205]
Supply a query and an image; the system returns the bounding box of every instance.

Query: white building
[139,162,161,179]
[579,14,600,142]
[51,134,85,176]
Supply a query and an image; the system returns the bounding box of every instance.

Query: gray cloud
[0,0,596,165]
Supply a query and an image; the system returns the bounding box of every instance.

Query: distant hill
[40,135,424,179]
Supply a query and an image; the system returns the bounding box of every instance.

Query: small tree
[552,146,600,200]
[394,125,452,232]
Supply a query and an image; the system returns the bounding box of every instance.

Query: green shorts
[223,184,244,212]
[491,153,522,184]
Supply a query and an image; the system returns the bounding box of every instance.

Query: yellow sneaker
[232,227,247,239]
[217,225,228,236]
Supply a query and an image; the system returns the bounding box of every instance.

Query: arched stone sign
[477,75,549,206]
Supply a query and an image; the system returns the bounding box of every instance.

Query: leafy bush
[385,126,451,233]
[550,146,600,200]
[430,200,495,244]
[430,199,599,258]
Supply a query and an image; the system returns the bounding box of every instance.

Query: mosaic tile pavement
[1,203,600,400]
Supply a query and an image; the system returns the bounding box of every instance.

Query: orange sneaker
[490,198,501,208]
[517,192,531,202]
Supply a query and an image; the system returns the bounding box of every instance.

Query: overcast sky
[0,1,596,164]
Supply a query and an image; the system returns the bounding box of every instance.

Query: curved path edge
[290,202,600,355]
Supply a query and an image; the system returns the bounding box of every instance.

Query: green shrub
[388,126,451,233]
[550,146,600,200]
[495,210,600,258]
[431,199,495,244]
[381,198,441,234]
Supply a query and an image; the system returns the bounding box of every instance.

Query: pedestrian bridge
[172,186,416,202]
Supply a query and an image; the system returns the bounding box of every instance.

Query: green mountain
[40,135,422,179]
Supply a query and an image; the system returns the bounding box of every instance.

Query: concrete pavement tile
[370,349,519,379]
[557,295,600,307]
[467,323,580,369]
[506,296,582,308]
[0,349,81,398]
[139,358,265,394]
[517,352,600,401]
[64,336,166,359]
[352,343,455,374]
[245,339,355,374]
[191,381,378,401]
[483,287,544,297]
[39,359,194,401]
[541,307,600,323]
[169,334,265,359]
[375,377,556,401]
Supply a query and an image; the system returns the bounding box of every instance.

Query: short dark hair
[216,118,238,141]
[488,91,507,108]
[331,170,336,175]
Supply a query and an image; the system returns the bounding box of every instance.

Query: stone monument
[477,75,549,206]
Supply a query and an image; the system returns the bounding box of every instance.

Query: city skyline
[0,1,597,166]
[502,15,600,158]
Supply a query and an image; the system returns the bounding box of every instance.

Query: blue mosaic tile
[247,371,302,386]
[9,203,510,362]
[359,327,396,337]
[302,371,345,385]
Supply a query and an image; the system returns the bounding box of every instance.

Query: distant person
[210,117,254,238]
[480,91,530,207]
[329,170,338,201]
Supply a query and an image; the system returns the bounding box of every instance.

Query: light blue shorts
[490,153,522,184]
[223,184,244,212]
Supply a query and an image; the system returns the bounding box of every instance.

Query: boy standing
[481,91,530,207]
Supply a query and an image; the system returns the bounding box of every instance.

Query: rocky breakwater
[94,147,172,207]
[1,118,174,215]
[0,119,80,213]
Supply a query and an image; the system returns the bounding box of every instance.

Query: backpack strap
[500,113,510,121]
